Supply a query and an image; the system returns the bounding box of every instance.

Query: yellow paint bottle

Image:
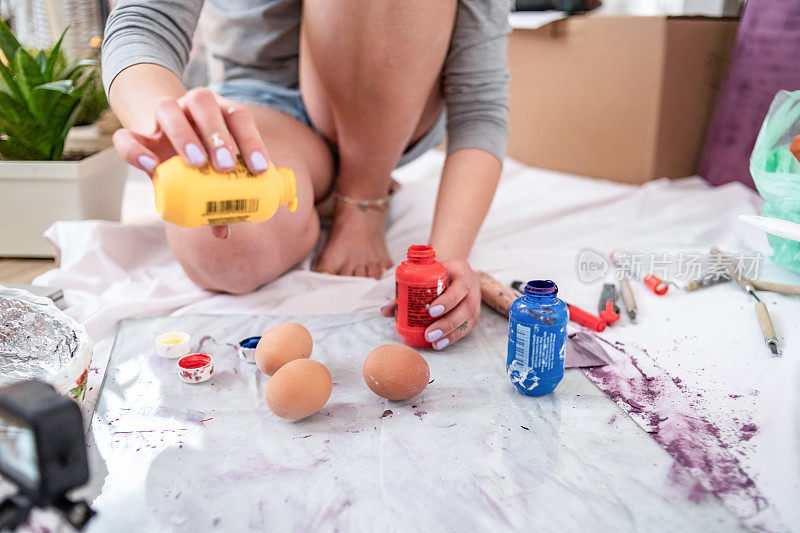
[152,155,298,227]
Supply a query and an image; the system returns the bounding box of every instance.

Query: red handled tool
[598,302,620,324]
[597,283,620,325]
[565,303,606,332]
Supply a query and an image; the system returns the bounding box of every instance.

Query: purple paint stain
[626,399,645,412]
[475,485,513,527]
[584,341,771,521]
[741,423,757,432]
[728,394,742,399]
[687,482,709,503]
[381,409,393,418]
[213,518,220,527]
[299,434,311,439]
[413,410,427,420]
[318,498,352,523]
[197,335,215,352]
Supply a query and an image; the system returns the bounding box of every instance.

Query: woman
[102,0,509,350]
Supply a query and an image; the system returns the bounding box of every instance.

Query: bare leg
[300,0,457,278]
[165,105,334,294]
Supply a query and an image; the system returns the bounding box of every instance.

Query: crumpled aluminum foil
[0,288,81,386]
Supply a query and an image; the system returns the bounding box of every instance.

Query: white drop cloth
[29,151,800,531]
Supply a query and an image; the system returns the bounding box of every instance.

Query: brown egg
[265,359,332,419]
[255,322,313,376]
[362,344,430,401]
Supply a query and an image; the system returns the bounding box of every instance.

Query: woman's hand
[381,259,481,350]
[111,87,270,239]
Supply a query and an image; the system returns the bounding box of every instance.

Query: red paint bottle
[395,245,447,347]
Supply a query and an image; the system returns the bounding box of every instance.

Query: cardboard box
[507,15,739,183]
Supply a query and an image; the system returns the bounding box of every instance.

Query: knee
[190,267,267,295]
[179,255,265,295]
[176,217,321,295]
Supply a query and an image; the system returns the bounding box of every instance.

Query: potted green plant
[0,20,126,257]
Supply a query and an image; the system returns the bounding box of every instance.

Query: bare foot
[314,201,393,278]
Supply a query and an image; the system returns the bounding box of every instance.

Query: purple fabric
[699,0,800,189]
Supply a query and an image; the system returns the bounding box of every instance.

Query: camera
[0,380,94,531]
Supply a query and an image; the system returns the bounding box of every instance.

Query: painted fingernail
[429,304,445,317]
[427,329,443,342]
[433,338,450,350]
[185,143,206,165]
[250,151,268,172]
[138,155,156,172]
[216,147,235,169]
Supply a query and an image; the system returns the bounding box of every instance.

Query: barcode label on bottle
[204,198,259,215]
[515,324,531,365]
[405,285,440,327]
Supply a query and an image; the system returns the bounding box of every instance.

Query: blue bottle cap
[524,280,558,295]
[238,336,261,363]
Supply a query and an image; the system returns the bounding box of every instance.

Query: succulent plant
[0,20,106,161]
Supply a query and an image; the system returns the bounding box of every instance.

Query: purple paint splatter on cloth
[583,336,782,532]
[197,335,215,352]
[381,410,393,418]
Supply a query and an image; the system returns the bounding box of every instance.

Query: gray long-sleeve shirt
[102,0,510,162]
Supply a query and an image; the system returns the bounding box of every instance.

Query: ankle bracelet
[334,192,390,212]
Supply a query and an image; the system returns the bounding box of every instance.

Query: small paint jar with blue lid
[507,280,569,396]
[238,336,261,363]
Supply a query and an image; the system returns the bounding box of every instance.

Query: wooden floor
[0,258,56,285]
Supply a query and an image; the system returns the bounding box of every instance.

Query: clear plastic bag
[750,90,800,273]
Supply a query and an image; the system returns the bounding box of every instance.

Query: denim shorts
[211,78,446,168]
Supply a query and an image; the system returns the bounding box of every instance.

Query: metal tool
[711,246,779,355]
[619,278,637,323]
[565,331,612,368]
[597,283,620,324]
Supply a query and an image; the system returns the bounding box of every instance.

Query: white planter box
[0,148,127,257]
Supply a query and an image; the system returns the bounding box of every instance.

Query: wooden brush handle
[754,301,777,342]
[751,280,800,297]
[478,271,518,317]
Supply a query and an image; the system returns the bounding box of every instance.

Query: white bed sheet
[31,151,800,531]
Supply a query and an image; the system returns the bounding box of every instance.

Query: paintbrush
[710,246,779,355]
[684,272,800,296]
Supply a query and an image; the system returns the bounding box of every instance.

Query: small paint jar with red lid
[177,353,214,384]
[395,245,447,347]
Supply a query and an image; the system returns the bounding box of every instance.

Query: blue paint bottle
[507,280,569,396]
